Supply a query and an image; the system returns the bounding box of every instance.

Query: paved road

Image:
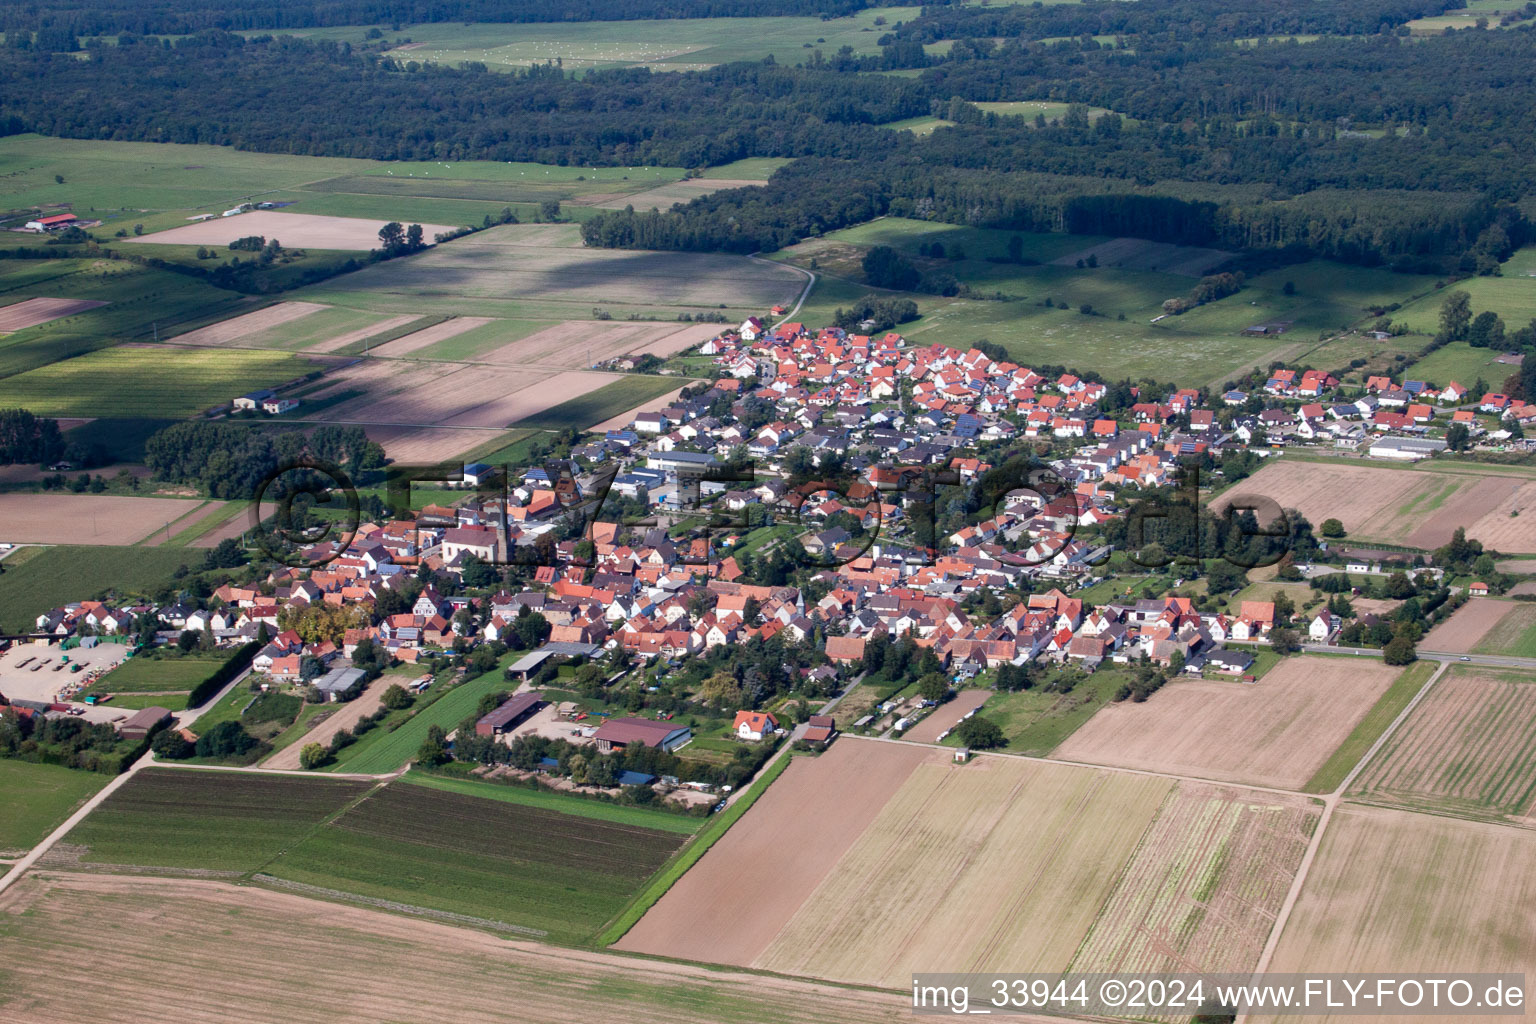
[1303,642,1536,670]
[752,254,815,329]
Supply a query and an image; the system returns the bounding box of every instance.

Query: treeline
[897,0,1463,45]
[0,408,65,465]
[0,35,923,166]
[144,421,381,497]
[0,0,868,37]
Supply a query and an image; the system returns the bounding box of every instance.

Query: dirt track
[261,678,387,770]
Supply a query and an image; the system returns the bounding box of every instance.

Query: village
[1,310,1494,803]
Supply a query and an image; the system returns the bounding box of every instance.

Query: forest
[2,0,1533,272]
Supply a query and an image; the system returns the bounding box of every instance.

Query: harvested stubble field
[0,296,109,332]
[1420,598,1517,652]
[1216,459,1536,553]
[128,210,455,250]
[0,873,933,1024]
[1348,667,1536,821]
[364,315,496,357]
[296,223,803,319]
[0,493,216,545]
[365,424,511,463]
[1067,781,1319,978]
[1053,657,1405,791]
[474,320,721,369]
[315,361,628,429]
[166,301,326,346]
[754,755,1171,988]
[1473,601,1536,657]
[1257,803,1536,1023]
[901,688,991,743]
[616,740,935,965]
[585,178,765,209]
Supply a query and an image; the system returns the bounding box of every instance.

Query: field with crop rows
[265,781,685,941]
[0,345,313,417]
[0,874,920,1024]
[1068,782,1319,977]
[1348,667,1536,821]
[57,769,372,873]
[1472,602,1536,657]
[0,545,203,633]
[90,651,231,694]
[1258,803,1536,1017]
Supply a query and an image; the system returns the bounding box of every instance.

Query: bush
[298,742,329,770]
[955,715,1004,749]
[151,729,194,759]
[195,721,258,759]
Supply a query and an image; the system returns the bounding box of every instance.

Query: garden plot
[1348,667,1536,821]
[1053,657,1404,791]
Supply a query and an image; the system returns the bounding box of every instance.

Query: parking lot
[0,641,133,724]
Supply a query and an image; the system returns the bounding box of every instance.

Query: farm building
[1368,437,1448,461]
[1241,320,1293,336]
[233,389,275,411]
[801,714,837,744]
[117,705,172,741]
[475,691,545,737]
[261,398,299,415]
[594,717,691,753]
[312,666,366,702]
[25,213,78,232]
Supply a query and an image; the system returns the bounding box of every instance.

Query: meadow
[295,223,803,321]
[1401,339,1517,390]
[264,781,687,942]
[1393,245,1536,335]
[0,346,313,417]
[324,671,508,775]
[0,545,202,633]
[775,218,1441,386]
[61,768,373,872]
[1473,602,1536,657]
[0,759,107,857]
[401,771,701,835]
[276,8,909,73]
[942,668,1127,755]
[89,650,233,695]
[513,374,690,431]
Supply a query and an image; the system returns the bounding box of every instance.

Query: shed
[118,705,172,741]
[475,691,545,736]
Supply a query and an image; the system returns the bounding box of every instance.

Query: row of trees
[0,408,64,465]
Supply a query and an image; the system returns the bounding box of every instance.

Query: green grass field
[1394,246,1536,337]
[1401,341,1514,390]
[88,650,231,694]
[944,669,1130,756]
[263,780,686,942]
[0,258,250,380]
[272,8,909,74]
[0,545,200,633]
[66,768,373,872]
[326,671,508,774]
[1474,603,1536,658]
[0,759,107,857]
[776,221,1443,386]
[0,346,313,417]
[401,770,702,835]
[514,375,691,431]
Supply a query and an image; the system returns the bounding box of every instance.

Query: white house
[732,710,778,741]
